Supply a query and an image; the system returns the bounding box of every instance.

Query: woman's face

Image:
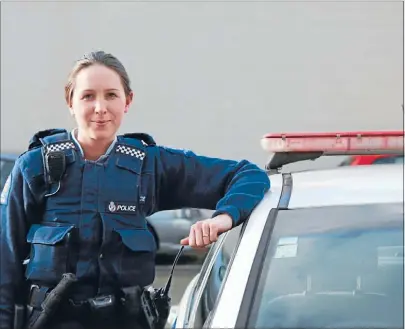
[69,64,133,141]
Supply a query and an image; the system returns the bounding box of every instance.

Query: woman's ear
[125,91,134,113]
[67,98,75,116]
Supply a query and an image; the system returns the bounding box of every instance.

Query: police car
[170,131,404,329]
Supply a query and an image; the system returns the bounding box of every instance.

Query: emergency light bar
[261,130,404,170]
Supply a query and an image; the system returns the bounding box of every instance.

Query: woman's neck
[76,130,115,161]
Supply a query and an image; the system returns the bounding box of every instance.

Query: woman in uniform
[0,51,270,329]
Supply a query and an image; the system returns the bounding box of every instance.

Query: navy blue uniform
[0,129,270,329]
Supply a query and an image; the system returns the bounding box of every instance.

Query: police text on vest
[107,201,137,213]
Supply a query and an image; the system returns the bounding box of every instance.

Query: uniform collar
[70,128,117,161]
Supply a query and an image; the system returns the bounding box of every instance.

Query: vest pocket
[25,224,75,284]
[114,228,157,287]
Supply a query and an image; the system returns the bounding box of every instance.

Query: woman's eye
[82,94,93,100]
[107,93,117,99]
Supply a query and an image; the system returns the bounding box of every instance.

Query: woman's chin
[90,130,116,141]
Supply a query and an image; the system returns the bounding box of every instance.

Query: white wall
[1,1,403,169]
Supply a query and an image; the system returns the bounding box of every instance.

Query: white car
[171,130,404,329]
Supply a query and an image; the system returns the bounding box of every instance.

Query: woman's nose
[94,100,107,114]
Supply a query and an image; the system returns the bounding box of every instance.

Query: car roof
[0,153,18,161]
[273,163,403,208]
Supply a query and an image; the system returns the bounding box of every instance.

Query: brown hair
[65,50,132,105]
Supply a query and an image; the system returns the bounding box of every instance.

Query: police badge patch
[106,201,137,213]
[0,174,11,205]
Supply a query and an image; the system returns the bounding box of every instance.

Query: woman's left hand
[180,214,233,248]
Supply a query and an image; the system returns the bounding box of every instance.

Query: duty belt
[28,284,138,318]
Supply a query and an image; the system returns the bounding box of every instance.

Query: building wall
[1,1,403,169]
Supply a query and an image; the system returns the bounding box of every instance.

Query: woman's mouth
[92,120,111,126]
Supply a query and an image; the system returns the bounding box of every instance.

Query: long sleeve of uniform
[0,157,42,329]
[154,146,270,226]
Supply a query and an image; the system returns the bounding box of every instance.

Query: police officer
[0,51,270,329]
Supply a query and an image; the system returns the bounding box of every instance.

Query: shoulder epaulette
[28,128,69,150]
[122,133,156,146]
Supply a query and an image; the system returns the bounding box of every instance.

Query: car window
[192,224,243,328]
[247,202,403,329]
[182,235,226,326]
[148,209,180,220]
[372,156,404,165]
[190,208,202,218]
[181,208,202,219]
[0,160,15,190]
[148,211,171,219]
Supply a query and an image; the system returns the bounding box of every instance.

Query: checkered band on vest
[116,145,146,160]
[46,142,76,153]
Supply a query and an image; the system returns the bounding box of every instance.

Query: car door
[184,223,243,328]
[174,232,227,328]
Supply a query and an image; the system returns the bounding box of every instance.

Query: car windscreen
[247,202,403,329]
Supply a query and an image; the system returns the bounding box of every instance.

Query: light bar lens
[261,131,404,155]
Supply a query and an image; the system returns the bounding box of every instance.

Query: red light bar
[261,130,404,155]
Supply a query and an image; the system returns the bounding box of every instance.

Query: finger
[189,226,206,250]
[194,223,204,247]
[202,222,211,245]
[180,237,189,245]
[189,226,196,247]
[209,224,218,243]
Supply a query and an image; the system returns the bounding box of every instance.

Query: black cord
[163,246,184,296]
